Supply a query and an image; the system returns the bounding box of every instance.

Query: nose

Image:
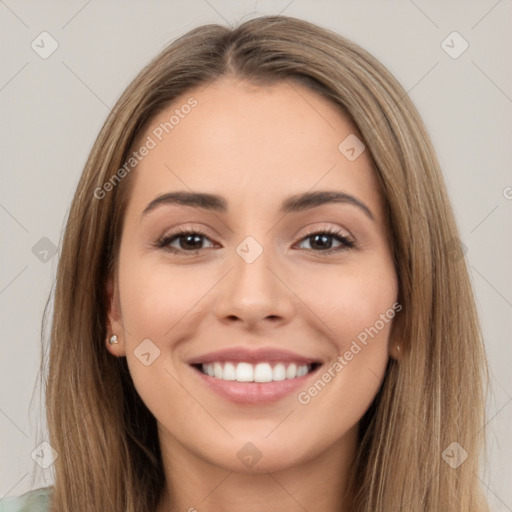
[214,243,295,331]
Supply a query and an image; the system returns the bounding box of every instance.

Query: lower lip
[190,365,321,404]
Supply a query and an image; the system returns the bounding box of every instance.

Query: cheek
[292,260,397,420]
[118,255,212,339]
[291,257,398,347]
[291,257,397,405]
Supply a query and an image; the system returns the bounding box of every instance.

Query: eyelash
[154,226,356,256]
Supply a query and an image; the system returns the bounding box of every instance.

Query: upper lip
[187,347,323,366]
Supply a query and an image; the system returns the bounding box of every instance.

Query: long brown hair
[43,14,490,511]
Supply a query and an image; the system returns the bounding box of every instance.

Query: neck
[155,426,358,512]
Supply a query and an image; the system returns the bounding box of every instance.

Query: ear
[105,273,126,356]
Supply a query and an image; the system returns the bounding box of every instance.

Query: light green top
[0,488,52,512]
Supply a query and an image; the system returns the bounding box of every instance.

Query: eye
[295,228,356,254]
[155,228,215,255]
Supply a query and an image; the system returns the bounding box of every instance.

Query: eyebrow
[141,190,375,221]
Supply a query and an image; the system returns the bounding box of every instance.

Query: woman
[2,14,490,512]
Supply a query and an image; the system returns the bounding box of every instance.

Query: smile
[197,361,317,382]
[190,361,322,404]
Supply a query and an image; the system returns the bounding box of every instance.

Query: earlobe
[105,332,125,357]
[389,342,402,360]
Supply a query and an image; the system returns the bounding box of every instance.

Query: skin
[106,76,401,512]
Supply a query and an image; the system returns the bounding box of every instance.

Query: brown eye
[156,229,215,254]
[296,229,355,254]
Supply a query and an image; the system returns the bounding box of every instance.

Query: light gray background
[1,0,511,509]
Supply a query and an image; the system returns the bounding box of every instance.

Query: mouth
[189,361,323,404]
[191,361,322,382]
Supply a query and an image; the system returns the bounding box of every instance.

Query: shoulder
[0,487,53,512]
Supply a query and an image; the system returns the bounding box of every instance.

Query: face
[107,76,400,474]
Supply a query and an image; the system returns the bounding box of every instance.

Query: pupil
[311,234,332,250]
[182,234,202,250]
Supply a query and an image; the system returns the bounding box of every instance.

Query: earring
[396,344,401,353]
[108,334,118,345]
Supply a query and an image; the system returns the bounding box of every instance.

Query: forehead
[123,77,384,221]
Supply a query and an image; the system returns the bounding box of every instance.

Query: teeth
[286,363,297,379]
[222,362,236,380]
[254,362,272,382]
[200,361,313,382]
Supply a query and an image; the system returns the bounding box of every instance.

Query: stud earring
[108,334,118,345]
